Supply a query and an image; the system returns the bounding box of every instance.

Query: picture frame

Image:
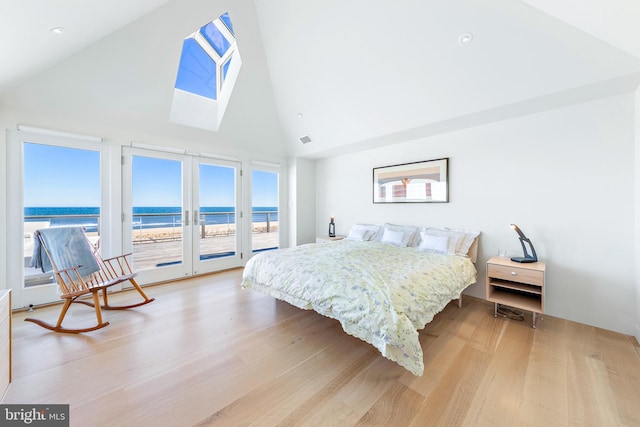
[373,158,449,203]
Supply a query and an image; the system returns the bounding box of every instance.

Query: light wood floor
[4,269,640,427]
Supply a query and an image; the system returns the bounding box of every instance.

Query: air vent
[299,135,312,144]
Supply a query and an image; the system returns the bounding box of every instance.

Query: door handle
[193,210,199,225]
[184,210,189,226]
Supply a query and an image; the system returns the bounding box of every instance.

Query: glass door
[193,158,242,274]
[123,148,189,284]
[122,147,242,284]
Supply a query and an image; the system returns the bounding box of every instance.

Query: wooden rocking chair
[25,227,155,333]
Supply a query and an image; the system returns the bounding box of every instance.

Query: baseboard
[635,323,640,346]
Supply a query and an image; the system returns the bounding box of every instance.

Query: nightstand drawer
[488,264,544,286]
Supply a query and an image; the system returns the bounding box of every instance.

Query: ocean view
[24,207,278,232]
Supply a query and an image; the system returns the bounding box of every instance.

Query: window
[23,143,101,288]
[170,12,242,131]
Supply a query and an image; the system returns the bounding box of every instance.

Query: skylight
[170,12,242,131]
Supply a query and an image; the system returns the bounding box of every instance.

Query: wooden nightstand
[486,257,546,328]
[316,236,344,243]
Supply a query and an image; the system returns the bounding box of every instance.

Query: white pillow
[346,227,369,241]
[380,228,406,247]
[446,228,480,256]
[346,224,382,241]
[383,223,419,247]
[419,228,463,255]
[418,234,449,254]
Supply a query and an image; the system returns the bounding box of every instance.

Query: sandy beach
[24,221,278,257]
[130,221,278,243]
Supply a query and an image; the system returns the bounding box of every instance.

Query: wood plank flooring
[4,269,640,426]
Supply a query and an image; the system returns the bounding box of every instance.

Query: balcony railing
[24,209,278,242]
[24,210,279,285]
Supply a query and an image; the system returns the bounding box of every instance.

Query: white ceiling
[1,0,639,158]
[521,0,640,60]
[0,0,171,93]
[1,0,638,93]
[255,0,640,157]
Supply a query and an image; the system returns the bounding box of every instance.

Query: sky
[24,143,100,207]
[23,143,278,208]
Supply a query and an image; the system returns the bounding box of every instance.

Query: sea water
[24,207,278,232]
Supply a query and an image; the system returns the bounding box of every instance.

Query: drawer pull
[511,271,517,276]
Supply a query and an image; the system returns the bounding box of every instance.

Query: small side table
[486,257,546,328]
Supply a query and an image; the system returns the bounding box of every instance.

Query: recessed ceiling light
[297,113,303,118]
[50,27,65,35]
[458,32,473,46]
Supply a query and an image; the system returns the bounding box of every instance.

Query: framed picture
[373,158,449,203]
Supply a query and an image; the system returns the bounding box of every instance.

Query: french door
[122,147,242,285]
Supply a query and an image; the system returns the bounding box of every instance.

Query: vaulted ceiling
[1,0,639,159]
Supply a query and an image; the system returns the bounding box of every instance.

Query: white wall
[288,157,316,247]
[635,86,640,343]
[315,93,636,336]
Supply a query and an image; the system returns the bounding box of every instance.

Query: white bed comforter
[241,240,477,375]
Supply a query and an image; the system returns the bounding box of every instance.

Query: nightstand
[486,257,546,328]
[316,236,344,243]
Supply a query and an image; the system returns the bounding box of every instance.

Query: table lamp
[510,224,537,263]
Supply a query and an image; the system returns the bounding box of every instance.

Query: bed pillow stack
[345,223,479,257]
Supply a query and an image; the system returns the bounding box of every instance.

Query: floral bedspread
[241,240,477,375]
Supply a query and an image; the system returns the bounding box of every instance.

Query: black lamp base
[510,257,537,263]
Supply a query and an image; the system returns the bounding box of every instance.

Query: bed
[241,223,479,376]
